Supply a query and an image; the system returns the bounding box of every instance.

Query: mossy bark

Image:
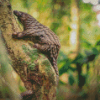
[0,0,57,100]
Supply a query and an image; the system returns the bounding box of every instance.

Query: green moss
[22,45,39,61]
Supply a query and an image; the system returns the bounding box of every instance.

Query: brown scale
[12,10,60,81]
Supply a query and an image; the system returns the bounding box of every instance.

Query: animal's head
[13,10,34,24]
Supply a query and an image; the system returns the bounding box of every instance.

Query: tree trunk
[69,0,80,59]
[0,0,57,100]
[0,30,21,100]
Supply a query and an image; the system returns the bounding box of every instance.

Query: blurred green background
[1,0,100,99]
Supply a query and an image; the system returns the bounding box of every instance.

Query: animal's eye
[19,13,23,17]
[40,35,44,38]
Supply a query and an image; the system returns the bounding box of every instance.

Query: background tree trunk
[69,0,80,59]
[0,0,57,100]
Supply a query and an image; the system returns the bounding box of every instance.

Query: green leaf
[68,74,75,86]
[22,0,33,9]
[51,22,61,32]
[72,53,83,64]
[92,47,99,55]
[69,67,76,72]
[95,40,100,46]
[59,61,71,75]
[58,51,68,63]
[82,40,92,48]
[68,26,71,31]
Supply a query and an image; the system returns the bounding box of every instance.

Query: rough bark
[0,0,57,100]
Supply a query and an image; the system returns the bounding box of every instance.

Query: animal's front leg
[12,29,33,39]
[33,43,50,53]
[12,32,24,39]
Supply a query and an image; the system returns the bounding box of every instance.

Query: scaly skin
[12,10,60,83]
